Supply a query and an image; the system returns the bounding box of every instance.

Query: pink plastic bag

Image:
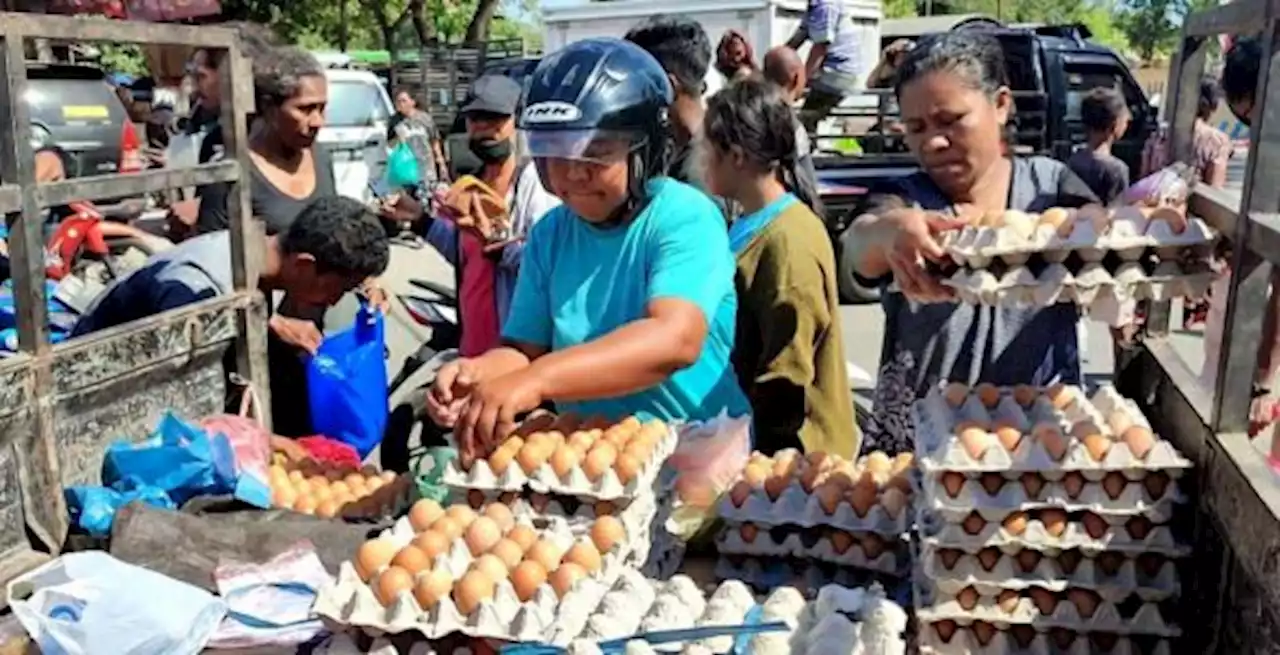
[666,413,751,539]
[200,385,272,508]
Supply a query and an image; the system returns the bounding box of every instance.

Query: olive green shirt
[732,200,859,457]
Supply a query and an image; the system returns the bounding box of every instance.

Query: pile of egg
[725,450,913,520]
[466,414,668,485]
[916,384,1187,653]
[352,499,629,613]
[268,458,409,519]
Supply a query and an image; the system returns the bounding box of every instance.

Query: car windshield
[326,80,391,127]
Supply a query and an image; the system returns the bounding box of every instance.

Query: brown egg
[891,452,914,474]
[1040,509,1068,537]
[809,482,838,515]
[510,560,547,602]
[975,383,1001,408]
[938,548,963,570]
[933,620,958,643]
[355,539,398,582]
[589,516,626,554]
[771,452,801,479]
[848,479,879,518]
[470,554,509,584]
[375,566,414,607]
[861,533,886,559]
[549,562,587,598]
[742,462,769,487]
[1149,204,1189,233]
[1102,472,1127,500]
[413,568,453,610]
[1049,628,1077,649]
[1010,625,1037,648]
[272,485,297,509]
[1046,382,1076,410]
[962,512,986,536]
[431,516,463,542]
[1029,587,1058,615]
[1062,471,1086,499]
[594,500,618,516]
[1057,549,1083,574]
[466,489,487,509]
[1096,551,1124,576]
[316,499,341,519]
[1082,512,1109,539]
[956,586,979,610]
[465,517,503,556]
[528,493,551,513]
[293,494,318,515]
[490,539,525,571]
[958,424,994,460]
[798,466,824,494]
[729,480,753,507]
[1126,516,1153,540]
[487,447,516,476]
[583,443,618,482]
[979,472,1005,495]
[943,382,969,407]
[563,541,603,573]
[526,540,563,571]
[506,524,538,553]
[1143,471,1171,499]
[1003,511,1029,536]
[1016,549,1042,573]
[941,472,966,498]
[1068,589,1101,618]
[391,545,432,576]
[1090,633,1120,653]
[1013,384,1039,407]
[517,441,550,475]
[454,570,496,615]
[864,451,893,477]
[483,503,516,532]
[445,505,476,529]
[614,453,643,485]
[549,444,581,479]
[971,621,996,646]
[675,477,717,509]
[759,474,787,501]
[1137,553,1166,578]
[880,487,908,519]
[994,421,1024,452]
[413,530,452,561]
[740,522,759,543]
[1082,433,1113,463]
[997,589,1020,613]
[1122,425,1156,459]
[977,547,1001,571]
[1106,409,1134,436]
[1020,472,1045,499]
[830,530,854,554]
[1033,422,1069,461]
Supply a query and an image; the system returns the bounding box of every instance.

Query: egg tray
[716,479,913,536]
[920,545,1180,602]
[714,555,914,599]
[941,208,1214,269]
[312,502,657,641]
[744,582,908,655]
[944,260,1213,309]
[918,512,1191,557]
[441,424,679,501]
[913,385,1193,475]
[920,473,1183,523]
[914,584,1180,638]
[716,523,909,575]
[918,626,1173,655]
[456,473,666,528]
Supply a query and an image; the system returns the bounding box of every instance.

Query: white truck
[541,0,883,99]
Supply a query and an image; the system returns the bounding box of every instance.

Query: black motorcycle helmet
[519,38,674,220]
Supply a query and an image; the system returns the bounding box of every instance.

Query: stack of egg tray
[911,382,1193,655]
[713,449,915,587]
[936,206,1215,326]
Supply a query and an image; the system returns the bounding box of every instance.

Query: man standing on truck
[786,0,865,132]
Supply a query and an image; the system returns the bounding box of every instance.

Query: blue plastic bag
[385,141,422,190]
[307,304,388,459]
[64,482,175,537]
[102,412,238,506]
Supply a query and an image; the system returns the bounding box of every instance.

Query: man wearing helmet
[425,38,751,463]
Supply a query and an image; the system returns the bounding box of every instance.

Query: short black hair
[1223,36,1261,105]
[1199,77,1222,119]
[625,16,711,95]
[282,196,390,279]
[1080,86,1128,133]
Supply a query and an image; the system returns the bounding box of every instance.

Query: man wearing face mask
[385,75,560,359]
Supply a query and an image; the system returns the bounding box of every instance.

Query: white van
[318,62,395,202]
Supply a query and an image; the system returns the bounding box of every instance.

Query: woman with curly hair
[715,29,758,83]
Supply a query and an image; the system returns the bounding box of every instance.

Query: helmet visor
[526,129,642,165]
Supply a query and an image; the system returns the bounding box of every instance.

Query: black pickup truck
[823,23,1157,301]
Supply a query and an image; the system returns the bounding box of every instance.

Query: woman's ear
[729,144,749,169]
[992,85,1013,125]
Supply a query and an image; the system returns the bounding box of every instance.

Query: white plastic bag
[8,551,226,655]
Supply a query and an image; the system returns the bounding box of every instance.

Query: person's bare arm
[787,26,808,49]
[842,193,913,280]
[523,298,707,402]
[432,139,450,181]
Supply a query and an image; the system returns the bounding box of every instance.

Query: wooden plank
[50,293,250,394]
[35,161,239,208]
[0,408,38,558]
[1,12,237,48]
[1184,0,1275,37]
[0,356,34,421]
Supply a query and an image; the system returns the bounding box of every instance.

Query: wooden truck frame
[0,14,269,584]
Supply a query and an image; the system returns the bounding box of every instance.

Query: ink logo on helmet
[522,101,582,124]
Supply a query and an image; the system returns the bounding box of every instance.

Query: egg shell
[861,533,886,558]
[506,524,539,552]
[412,530,451,561]
[454,570,496,615]
[880,487,908,518]
[511,560,547,602]
[934,620,959,643]
[729,481,752,507]
[1123,425,1156,459]
[1083,513,1109,539]
[829,530,854,554]
[526,540,563,571]
[488,446,515,476]
[390,545,432,576]
[1068,589,1100,618]
[549,444,581,478]
[1002,511,1029,536]
[979,472,1005,495]
[1020,473,1045,499]
[1096,551,1123,575]
[1102,471,1127,499]
[1082,432,1113,463]
[941,472,966,498]
[444,505,476,529]
[997,589,1019,613]
[465,516,503,556]
[466,489,487,509]
[1033,422,1069,461]
[943,382,970,407]
[413,568,453,610]
[1144,471,1171,498]
[1127,516,1153,539]
[974,383,1001,408]
[1015,549,1042,573]
[563,541,603,573]
[355,539,398,582]
[962,512,986,535]
[590,515,627,553]
[517,441,551,475]
[431,516,463,541]
[549,562,587,598]
[471,554,510,583]
[490,539,525,571]
[740,523,760,543]
[375,566,414,607]
[958,426,994,460]
[939,548,964,570]
[971,621,997,646]
[583,443,618,482]
[482,502,515,531]
[957,587,979,610]
[993,421,1023,452]
[977,548,1001,571]
[614,453,643,485]
[1040,509,1068,537]
[763,475,790,501]
[1029,587,1058,615]
[1058,550,1083,574]
[742,463,769,487]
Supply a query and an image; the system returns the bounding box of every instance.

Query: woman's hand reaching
[885,209,965,302]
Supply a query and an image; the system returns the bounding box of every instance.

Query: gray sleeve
[153,263,223,313]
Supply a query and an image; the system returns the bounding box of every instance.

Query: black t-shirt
[194,145,336,236]
[1066,149,1130,206]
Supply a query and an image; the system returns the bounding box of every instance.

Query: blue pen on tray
[499,617,789,655]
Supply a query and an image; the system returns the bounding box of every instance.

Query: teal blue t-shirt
[503,177,751,422]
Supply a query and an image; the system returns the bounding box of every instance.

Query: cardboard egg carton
[921,472,1183,522]
[915,585,1180,637]
[945,261,1214,309]
[715,556,913,600]
[717,523,909,575]
[312,506,654,641]
[717,480,912,536]
[941,206,1214,269]
[919,512,1191,557]
[918,625,1173,655]
[913,384,1193,475]
[921,545,1180,602]
[442,421,679,501]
